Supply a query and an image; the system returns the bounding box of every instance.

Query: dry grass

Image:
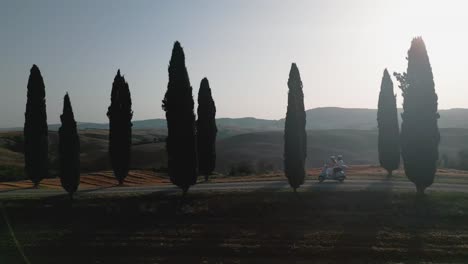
[0,170,171,190]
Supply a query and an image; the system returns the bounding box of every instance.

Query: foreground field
[2,185,468,263]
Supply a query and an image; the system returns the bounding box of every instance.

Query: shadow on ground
[1,181,468,263]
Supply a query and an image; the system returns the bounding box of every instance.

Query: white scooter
[318,167,346,183]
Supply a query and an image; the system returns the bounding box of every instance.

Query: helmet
[330,155,336,160]
[337,155,343,159]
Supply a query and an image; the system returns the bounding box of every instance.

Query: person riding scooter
[319,155,346,183]
[324,156,337,176]
[334,155,347,174]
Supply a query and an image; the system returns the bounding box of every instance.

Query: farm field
[2,165,468,191]
[2,183,468,263]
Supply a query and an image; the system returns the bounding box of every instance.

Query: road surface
[0,179,467,198]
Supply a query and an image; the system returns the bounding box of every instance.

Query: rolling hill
[2,128,468,181]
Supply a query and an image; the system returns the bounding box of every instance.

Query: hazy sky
[1,0,468,127]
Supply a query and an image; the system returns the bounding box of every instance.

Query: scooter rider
[319,155,346,182]
[337,155,346,168]
[327,156,337,176]
[335,155,347,172]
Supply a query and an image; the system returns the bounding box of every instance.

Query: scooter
[318,168,346,183]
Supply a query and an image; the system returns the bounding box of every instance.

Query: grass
[2,187,468,263]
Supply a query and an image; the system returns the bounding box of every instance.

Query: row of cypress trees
[378,37,440,195]
[23,37,440,196]
[283,37,440,195]
[24,65,81,197]
[162,41,218,194]
[23,41,218,197]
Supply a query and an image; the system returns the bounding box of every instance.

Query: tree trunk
[182,187,189,197]
[33,182,39,189]
[416,185,425,196]
[387,170,393,178]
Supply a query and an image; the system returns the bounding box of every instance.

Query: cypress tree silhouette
[162,41,198,194]
[377,69,400,177]
[197,78,217,181]
[107,70,133,185]
[24,64,48,187]
[59,93,80,198]
[284,63,307,192]
[400,37,440,195]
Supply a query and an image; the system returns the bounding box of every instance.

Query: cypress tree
[162,41,198,194]
[377,69,400,177]
[107,70,133,185]
[284,63,307,191]
[400,37,440,194]
[197,78,217,181]
[24,64,48,187]
[59,93,80,198]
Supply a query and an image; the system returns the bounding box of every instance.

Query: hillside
[216,128,468,172]
[2,128,468,181]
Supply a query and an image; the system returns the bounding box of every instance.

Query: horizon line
[1,106,468,129]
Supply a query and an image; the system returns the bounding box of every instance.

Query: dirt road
[1,179,467,198]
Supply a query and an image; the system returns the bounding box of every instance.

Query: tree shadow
[325,178,394,263]
[254,180,289,192]
[76,184,117,194]
[304,179,341,193]
[405,194,433,263]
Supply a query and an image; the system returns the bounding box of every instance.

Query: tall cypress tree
[24,64,48,187]
[59,93,80,198]
[197,78,217,181]
[162,41,198,194]
[284,63,307,192]
[400,37,440,194]
[377,69,400,177]
[107,70,133,185]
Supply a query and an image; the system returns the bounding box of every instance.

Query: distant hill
[303,107,468,130]
[3,107,468,131]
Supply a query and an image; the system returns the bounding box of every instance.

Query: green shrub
[228,161,255,176]
[0,165,26,181]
